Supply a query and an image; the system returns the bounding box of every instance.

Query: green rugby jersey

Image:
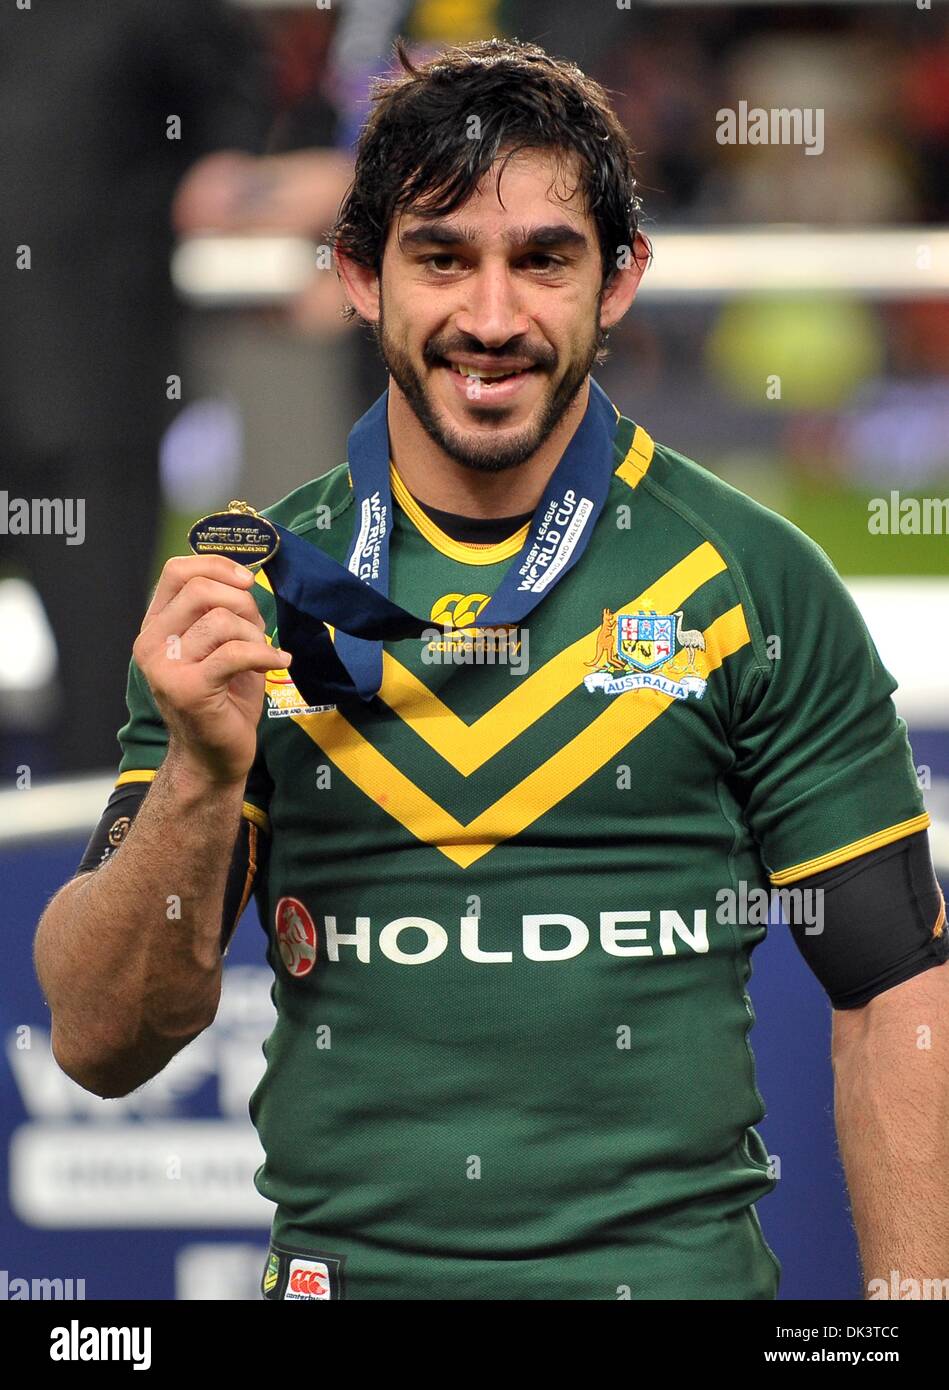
[116,386,928,1300]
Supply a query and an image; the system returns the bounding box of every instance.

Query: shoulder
[609,422,867,691]
[645,437,831,573]
[260,460,354,536]
[630,431,849,614]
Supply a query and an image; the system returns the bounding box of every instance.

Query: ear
[599,230,651,333]
[334,245,380,324]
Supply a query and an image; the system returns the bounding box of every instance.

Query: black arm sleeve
[76,782,257,953]
[786,830,948,1009]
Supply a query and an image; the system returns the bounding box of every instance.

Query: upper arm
[725,521,946,1010]
[729,522,928,889]
[34,872,96,991]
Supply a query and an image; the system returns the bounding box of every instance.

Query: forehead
[391,147,592,247]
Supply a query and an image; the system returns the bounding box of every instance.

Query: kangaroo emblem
[585,608,626,670]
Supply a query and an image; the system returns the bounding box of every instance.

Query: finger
[141,575,266,651]
[200,639,291,688]
[142,556,256,628]
[173,610,270,666]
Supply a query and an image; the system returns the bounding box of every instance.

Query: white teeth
[451,363,521,380]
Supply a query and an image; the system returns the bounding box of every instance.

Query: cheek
[381,302,421,352]
[536,291,596,341]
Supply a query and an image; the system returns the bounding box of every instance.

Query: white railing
[171,228,949,305]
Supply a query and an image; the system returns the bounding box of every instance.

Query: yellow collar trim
[390,461,530,565]
[345,401,653,563]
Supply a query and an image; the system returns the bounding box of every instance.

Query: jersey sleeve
[729,525,929,885]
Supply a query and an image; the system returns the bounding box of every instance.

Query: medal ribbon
[263,377,620,704]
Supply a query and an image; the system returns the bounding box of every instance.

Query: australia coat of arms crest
[583,608,708,700]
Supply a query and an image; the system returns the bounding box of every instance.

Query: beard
[372,290,608,474]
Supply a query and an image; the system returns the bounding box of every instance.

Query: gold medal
[188,500,280,569]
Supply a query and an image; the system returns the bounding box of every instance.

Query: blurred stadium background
[2,0,947,1300]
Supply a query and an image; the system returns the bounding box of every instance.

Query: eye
[423,254,464,273]
[521,253,564,271]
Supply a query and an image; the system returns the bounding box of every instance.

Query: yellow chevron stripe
[769,812,931,885]
[375,541,725,771]
[288,603,750,867]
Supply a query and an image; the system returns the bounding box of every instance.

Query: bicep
[730,526,927,884]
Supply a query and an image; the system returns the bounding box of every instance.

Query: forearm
[34,745,246,1096]
[832,969,949,1296]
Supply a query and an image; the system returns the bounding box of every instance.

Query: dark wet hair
[331,35,648,321]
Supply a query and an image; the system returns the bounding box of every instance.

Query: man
[35,38,948,1301]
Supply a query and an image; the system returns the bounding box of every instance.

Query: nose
[453,260,530,347]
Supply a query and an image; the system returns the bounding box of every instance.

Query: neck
[386,378,590,518]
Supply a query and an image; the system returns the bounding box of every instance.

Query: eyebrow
[398,220,590,254]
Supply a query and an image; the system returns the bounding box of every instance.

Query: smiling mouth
[441,361,537,386]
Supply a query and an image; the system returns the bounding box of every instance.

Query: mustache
[423,341,557,371]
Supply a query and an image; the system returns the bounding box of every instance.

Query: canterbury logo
[430,592,490,629]
[290,1267,328,1296]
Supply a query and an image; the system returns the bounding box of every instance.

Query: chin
[436,419,544,473]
